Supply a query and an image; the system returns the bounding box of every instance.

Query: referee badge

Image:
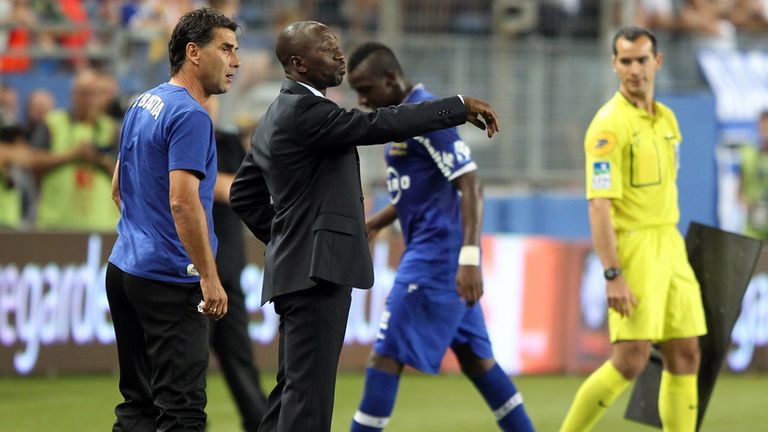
[589,131,617,157]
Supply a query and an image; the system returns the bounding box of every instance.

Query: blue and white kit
[374,84,493,373]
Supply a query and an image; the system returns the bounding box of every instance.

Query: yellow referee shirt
[585,92,681,232]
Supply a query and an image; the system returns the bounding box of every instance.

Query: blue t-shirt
[109,83,218,283]
[387,85,477,288]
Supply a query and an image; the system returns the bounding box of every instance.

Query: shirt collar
[615,91,658,118]
[296,81,325,98]
[401,83,424,104]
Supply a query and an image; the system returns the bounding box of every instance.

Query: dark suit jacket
[230,79,467,304]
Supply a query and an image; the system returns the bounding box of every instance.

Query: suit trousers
[258,281,353,432]
[210,270,268,432]
[106,263,209,432]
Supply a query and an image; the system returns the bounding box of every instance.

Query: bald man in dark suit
[230,21,501,432]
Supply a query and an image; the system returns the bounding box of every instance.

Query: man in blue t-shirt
[106,8,239,430]
[346,42,535,431]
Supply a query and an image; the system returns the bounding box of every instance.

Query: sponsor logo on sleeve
[388,142,408,156]
[592,162,611,190]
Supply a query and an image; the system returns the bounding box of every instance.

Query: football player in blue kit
[346,42,535,432]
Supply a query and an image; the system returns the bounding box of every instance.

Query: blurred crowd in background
[2,0,768,232]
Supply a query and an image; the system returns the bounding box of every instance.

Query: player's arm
[588,198,637,317]
[169,169,228,320]
[214,172,234,204]
[452,170,483,305]
[111,160,120,211]
[365,203,398,244]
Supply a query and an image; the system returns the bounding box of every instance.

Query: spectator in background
[129,0,197,62]
[209,0,240,20]
[0,124,27,228]
[119,0,141,27]
[95,70,126,122]
[0,0,9,47]
[17,89,55,225]
[127,0,197,86]
[728,0,768,30]
[94,0,123,27]
[349,0,379,34]
[0,121,99,230]
[23,0,91,71]
[636,0,736,48]
[680,0,735,40]
[738,110,768,240]
[401,0,454,33]
[3,85,94,229]
[0,0,34,72]
[541,0,580,35]
[218,6,302,132]
[57,0,90,69]
[33,68,119,231]
[25,89,55,148]
[0,84,19,127]
[635,0,681,30]
[298,0,347,28]
[204,95,269,432]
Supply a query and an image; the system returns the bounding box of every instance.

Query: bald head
[71,69,101,121]
[274,21,346,92]
[73,69,99,92]
[275,21,325,69]
[27,89,55,123]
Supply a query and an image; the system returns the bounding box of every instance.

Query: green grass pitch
[1,372,766,431]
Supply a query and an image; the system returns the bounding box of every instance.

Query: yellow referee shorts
[610,225,707,342]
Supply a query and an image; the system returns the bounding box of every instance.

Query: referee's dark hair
[612,26,658,56]
[347,42,404,77]
[168,7,238,77]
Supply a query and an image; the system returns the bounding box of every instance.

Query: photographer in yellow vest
[33,69,119,231]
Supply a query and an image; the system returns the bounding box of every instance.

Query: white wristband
[458,245,480,266]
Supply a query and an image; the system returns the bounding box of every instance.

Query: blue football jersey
[109,83,218,283]
[387,85,477,288]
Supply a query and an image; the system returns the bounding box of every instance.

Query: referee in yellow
[560,27,707,432]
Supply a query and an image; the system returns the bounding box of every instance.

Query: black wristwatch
[603,267,622,281]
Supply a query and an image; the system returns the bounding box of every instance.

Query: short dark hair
[612,26,657,56]
[347,42,403,77]
[168,7,238,76]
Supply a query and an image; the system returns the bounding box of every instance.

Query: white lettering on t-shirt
[132,92,165,120]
